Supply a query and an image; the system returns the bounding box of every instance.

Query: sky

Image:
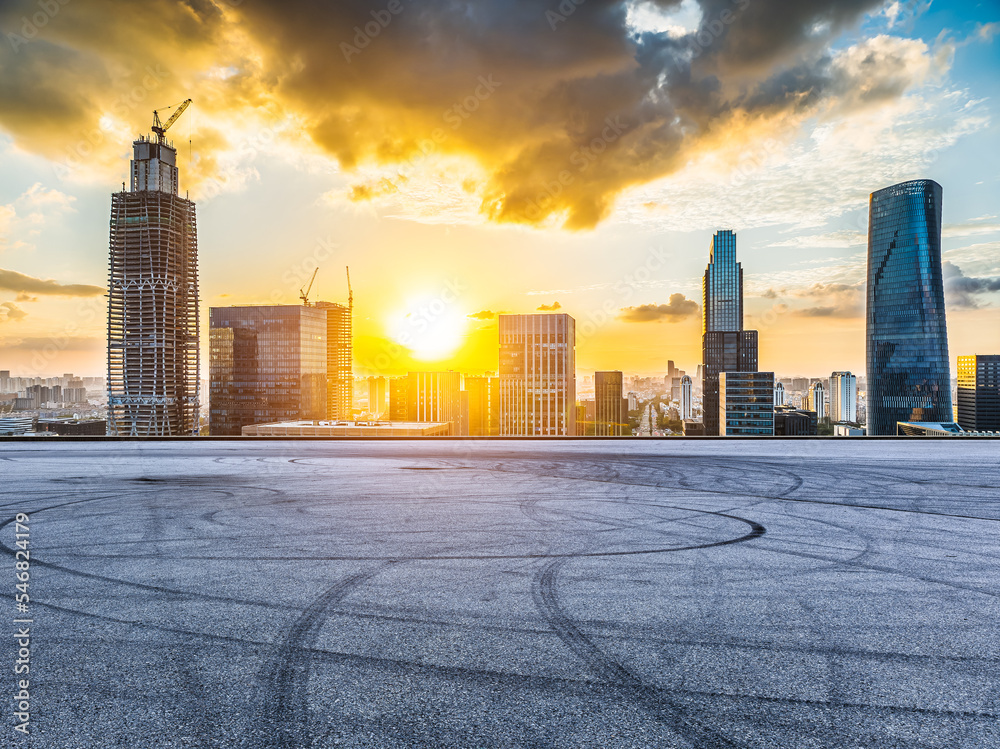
[0,0,998,380]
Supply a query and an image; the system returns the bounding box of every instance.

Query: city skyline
[0,1,998,378]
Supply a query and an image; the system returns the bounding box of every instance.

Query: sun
[388,294,468,361]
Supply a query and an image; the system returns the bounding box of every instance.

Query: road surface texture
[1,440,998,748]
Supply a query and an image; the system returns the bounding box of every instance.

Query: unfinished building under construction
[314,269,353,420]
[107,101,200,436]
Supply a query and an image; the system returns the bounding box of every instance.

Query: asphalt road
[1,440,998,748]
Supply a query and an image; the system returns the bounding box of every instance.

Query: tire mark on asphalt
[533,556,745,748]
[255,564,389,749]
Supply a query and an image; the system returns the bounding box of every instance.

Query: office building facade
[957,355,1000,432]
[314,300,352,420]
[774,381,786,407]
[774,406,817,436]
[209,306,327,435]
[594,371,624,436]
[499,314,576,436]
[407,371,466,434]
[808,381,826,421]
[703,330,758,435]
[719,371,774,436]
[866,179,952,435]
[107,133,199,435]
[466,375,500,436]
[367,376,388,418]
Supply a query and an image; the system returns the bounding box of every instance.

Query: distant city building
[314,298,353,420]
[774,381,785,407]
[367,376,388,418]
[406,371,466,435]
[702,230,759,436]
[834,424,865,437]
[808,381,826,421]
[209,306,328,435]
[627,392,638,411]
[0,417,34,436]
[466,375,500,436]
[595,371,624,436]
[719,371,774,436]
[866,179,952,435]
[107,126,199,435]
[243,420,452,437]
[683,419,705,436]
[37,419,107,436]
[681,375,693,420]
[499,314,576,436]
[388,377,408,421]
[773,406,817,436]
[956,355,1000,432]
[829,372,857,423]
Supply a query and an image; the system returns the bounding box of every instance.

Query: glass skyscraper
[701,230,758,435]
[703,230,742,333]
[209,305,328,435]
[866,179,951,435]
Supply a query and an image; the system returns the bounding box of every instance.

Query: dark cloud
[620,293,698,322]
[0,0,921,228]
[943,261,1000,309]
[537,301,562,311]
[0,268,103,297]
[467,309,496,320]
[790,281,862,317]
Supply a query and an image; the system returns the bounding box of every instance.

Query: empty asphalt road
[1,440,998,748]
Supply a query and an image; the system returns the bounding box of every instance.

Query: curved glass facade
[866,179,951,435]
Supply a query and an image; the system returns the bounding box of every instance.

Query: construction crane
[300,267,319,306]
[151,99,192,144]
[346,266,353,309]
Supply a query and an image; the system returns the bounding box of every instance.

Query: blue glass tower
[703,230,742,333]
[866,179,951,435]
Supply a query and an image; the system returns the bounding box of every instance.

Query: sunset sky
[1,0,998,379]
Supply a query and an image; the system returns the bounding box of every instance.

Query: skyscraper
[702,230,759,436]
[594,371,624,436]
[388,377,408,421]
[956,355,1000,432]
[681,375,693,420]
[866,179,952,435]
[499,314,576,436]
[829,371,857,423]
[314,299,352,420]
[107,123,199,435]
[209,305,328,435]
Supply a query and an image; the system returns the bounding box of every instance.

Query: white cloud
[0,184,77,252]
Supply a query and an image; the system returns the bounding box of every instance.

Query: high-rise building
[407,371,466,434]
[209,306,328,435]
[701,230,759,436]
[807,381,826,420]
[107,126,199,435]
[499,314,576,436]
[773,381,786,407]
[829,371,857,423]
[367,376,388,418]
[681,375,693,420]
[719,371,774,436]
[594,371,624,436]
[866,179,951,435]
[703,230,742,332]
[314,297,352,420]
[466,375,500,436]
[388,377,409,421]
[957,355,1000,432]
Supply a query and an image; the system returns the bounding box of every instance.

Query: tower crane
[151,99,192,144]
[300,267,319,306]
[346,266,353,309]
